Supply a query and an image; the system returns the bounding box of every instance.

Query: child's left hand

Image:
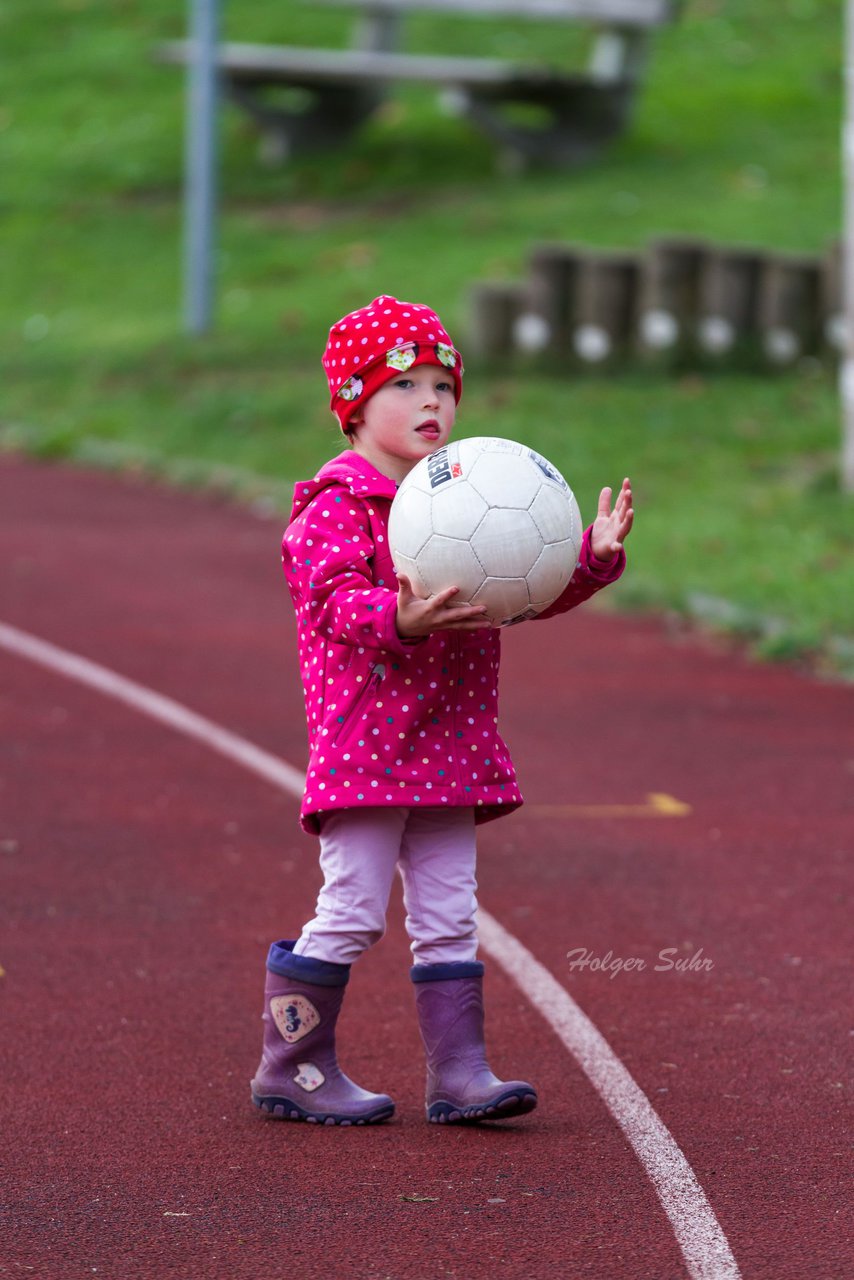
[590,478,634,562]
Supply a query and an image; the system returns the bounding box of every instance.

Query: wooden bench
[159,0,680,168]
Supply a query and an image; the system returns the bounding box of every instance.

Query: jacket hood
[290,451,398,521]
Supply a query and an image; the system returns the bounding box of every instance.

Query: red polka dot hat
[323,295,463,431]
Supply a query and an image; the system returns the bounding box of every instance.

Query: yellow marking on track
[528,792,692,818]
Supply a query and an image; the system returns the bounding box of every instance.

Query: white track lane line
[1,620,740,1280]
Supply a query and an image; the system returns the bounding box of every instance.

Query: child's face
[349,364,457,483]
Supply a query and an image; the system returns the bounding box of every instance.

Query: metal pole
[182,0,220,334]
[841,0,854,490]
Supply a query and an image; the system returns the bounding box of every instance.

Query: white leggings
[293,806,478,967]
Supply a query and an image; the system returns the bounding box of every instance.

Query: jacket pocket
[331,662,386,747]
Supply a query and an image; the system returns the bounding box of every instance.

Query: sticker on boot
[270,994,320,1044]
[294,1061,325,1093]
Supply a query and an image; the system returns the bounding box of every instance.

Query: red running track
[0,458,851,1280]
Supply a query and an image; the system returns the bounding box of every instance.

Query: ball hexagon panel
[388,486,435,559]
[416,535,485,599]
[430,483,489,540]
[470,576,531,625]
[392,549,429,599]
[470,508,544,579]
[526,540,578,607]
[529,484,581,547]
[466,450,543,509]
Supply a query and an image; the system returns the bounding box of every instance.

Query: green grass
[1,0,852,673]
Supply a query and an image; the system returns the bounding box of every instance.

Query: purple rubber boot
[250,941,394,1125]
[412,961,538,1124]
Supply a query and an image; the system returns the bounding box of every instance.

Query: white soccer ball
[389,437,583,627]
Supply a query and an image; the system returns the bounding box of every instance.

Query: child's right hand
[396,573,491,638]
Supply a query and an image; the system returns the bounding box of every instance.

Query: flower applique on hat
[337,375,364,402]
[386,345,419,373]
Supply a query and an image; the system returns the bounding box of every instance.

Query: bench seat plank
[311,0,675,26]
[159,40,587,90]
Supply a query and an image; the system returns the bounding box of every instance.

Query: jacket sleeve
[534,525,626,622]
[283,487,412,655]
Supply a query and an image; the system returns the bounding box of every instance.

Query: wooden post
[696,247,762,364]
[636,237,706,365]
[514,244,582,358]
[467,282,526,363]
[757,254,821,368]
[570,251,640,366]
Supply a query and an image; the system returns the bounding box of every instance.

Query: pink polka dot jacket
[283,451,626,834]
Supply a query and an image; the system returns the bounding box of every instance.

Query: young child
[251,295,633,1126]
